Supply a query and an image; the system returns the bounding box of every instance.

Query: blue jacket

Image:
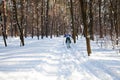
[64,34,71,38]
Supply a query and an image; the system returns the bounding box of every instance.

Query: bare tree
[79,0,91,56]
[45,0,49,38]
[70,0,76,43]
[1,0,7,47]
[89,0,94,40]
[12,0,24,46]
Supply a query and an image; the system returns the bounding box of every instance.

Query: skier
[64,33,71,48]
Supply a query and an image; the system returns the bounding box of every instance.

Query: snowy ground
[0,36,120,80]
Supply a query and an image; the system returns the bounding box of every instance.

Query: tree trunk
[41,0,44,39]
[12,0,24,46]
[99,0,103,38]
[2,0,7,47]
[89,0,94,40]
[79,0,91,56]
[114,0,118,45]
[36,2,39,40]
[45,0,49,38]
[70,0,76,43]
[24,0,28,38]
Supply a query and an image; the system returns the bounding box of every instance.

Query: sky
[0,36,120,80]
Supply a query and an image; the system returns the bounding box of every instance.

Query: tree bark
[2,0,7,47]
[89,0,94,40]
[12,0,24,46]
[99,0,103,38]
[79,0,91,56]
[45,0,49,38]
[70,0,76,43]
[41,0,44,39]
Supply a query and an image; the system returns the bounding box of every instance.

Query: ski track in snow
[0,36,120,80]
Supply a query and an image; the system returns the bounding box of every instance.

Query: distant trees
[0,0,119,56]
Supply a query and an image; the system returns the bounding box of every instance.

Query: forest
[0,0,120,56]
[0,0,120,80]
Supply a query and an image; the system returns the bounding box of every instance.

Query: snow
[0,36,120,80]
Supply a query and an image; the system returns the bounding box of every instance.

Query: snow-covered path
[0,36,120,80]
